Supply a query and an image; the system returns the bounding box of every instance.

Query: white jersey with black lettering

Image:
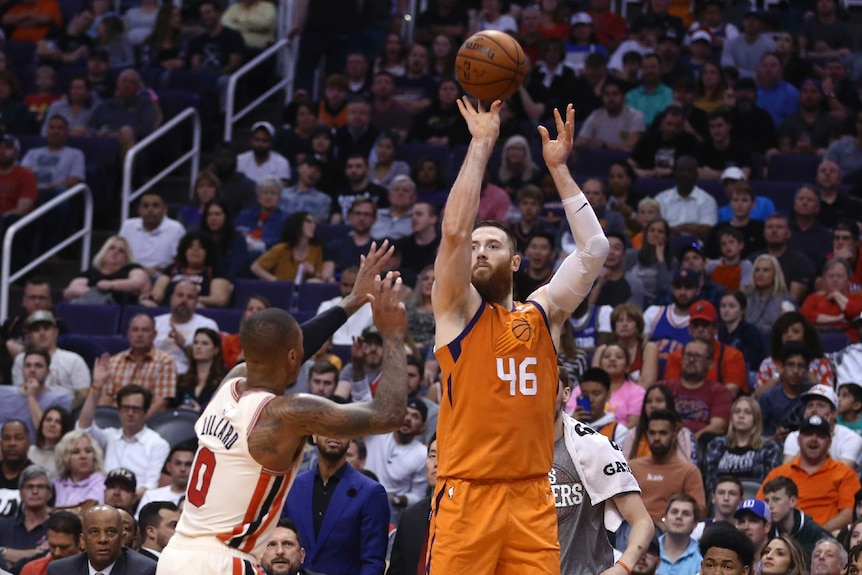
[173,378,300,560]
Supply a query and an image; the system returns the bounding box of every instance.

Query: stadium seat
[57,333,109,369]
[157,89,201,120]
[633,177,674,198]
[819,332,850,353]
[573,148,631,177]
[751,181,798,215]
[398,143,451,175]
[119,305,170,334]
[147,410,199,448]
[163,70,219,94]
[331,344,352,365]
[315,224,351,246]
[54,303,120,335]
[232,279,295,310]
[6,42,36,68]
[297,282,341,312]
[196,308,243,334]
[95,406,121,430]
[767,154,822,183]
[89,335,131,356]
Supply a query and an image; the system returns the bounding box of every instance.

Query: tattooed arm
[600,492,654,575]
[249,273,408,469]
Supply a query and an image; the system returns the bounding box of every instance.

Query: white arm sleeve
[546,193,610,313]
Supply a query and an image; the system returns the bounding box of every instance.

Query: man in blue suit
[48,505,156,575]
[282,432,390,575]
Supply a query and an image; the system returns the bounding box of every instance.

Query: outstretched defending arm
[432,98,500,343]
[265,272,408,438]
[532,105,609,317]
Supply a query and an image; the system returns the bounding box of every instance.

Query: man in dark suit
[386,435,435,575]
[261,518,325,575]
[47,506,156,575]
[137,501,179,563]
[282,433,389,575]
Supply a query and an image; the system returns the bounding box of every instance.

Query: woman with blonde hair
[760,535,809,575]
[53,430,105,507]
[745,253,797,333]
[62,235,151,305]
[495,135,540,195]
[703,396,782,493]
[592,302,659,386]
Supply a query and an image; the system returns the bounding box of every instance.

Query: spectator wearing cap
[657,28,692,87]
[1,0,62,43]
[734,499,772,567]
[334,99,380,166]
[801,258,862,344]
[101,468,137,514]
[371,175,415,242]
[2,277,69,359]
[563,12,608,75]
[643,267,699,355]
[720,10,776,78]
[662,300,748,397]
[0,134,38,219]
[0,465,52,572]
[236,122,292,187]
[86,69,159,157]
[281,432,389,575]
[655,155,717,240]
[799,0,852,60]
[755,53,800,129]
[729,77,778,155]
[781,384,862,471]
[758,414,861,531]
[778,78,842,156]
[687,0,739,53]
[279,156,331,224]
[816,160,862,231]
[607,16,660,76]
[714,169,775,226]
[11,311,89,409]
[625,53,673,127]
[575,78,645,152]
[696,109,752,180]
[335,324,384,403]
[77,376,171,493]
[657,338,733,444]
[364,398,429,524]
[629,106,699,179]
[682,30,713,77]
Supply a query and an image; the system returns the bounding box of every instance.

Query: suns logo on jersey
[497,311,538,354]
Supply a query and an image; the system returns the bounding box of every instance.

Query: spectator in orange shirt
[2,0,63,43]
[19,511,81,575]
[663,299,748,397]
[757,414,860,532]
[221,295,269,368]
[801,258,862,343]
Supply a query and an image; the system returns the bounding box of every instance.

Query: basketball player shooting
[157,271,408,574]
[428,99,610,574]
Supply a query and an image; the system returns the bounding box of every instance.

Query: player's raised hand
[538,104,575,169]
[370,271,406,338]
[341,240,399,315]
[457,96,501,143]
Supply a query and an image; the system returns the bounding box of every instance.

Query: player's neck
[318,458,346,484]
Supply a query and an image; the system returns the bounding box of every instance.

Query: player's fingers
[490,100,502,113]
[554,107,564,134]
[537,125,549,144]
[391,276,403,302]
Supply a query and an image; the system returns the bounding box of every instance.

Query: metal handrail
[121,107,201,223]
[224,38,289,143]
[1,183,93,321]
[281,0,298,102]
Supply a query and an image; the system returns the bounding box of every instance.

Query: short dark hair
[713,475,743,495]
[167,440,197,462]
[665,493,700,518]
[699,524,756,567]
[647,408,679,427]
[580,367,611,390]
[718,227,744,243]
[778,340,813,364]
[139,501,179,533]
[350,437,367,460]
[309,360,339,379]
[116,384,153,412]
[406,354,424,378]
[762,476,798,498]
[23,346,51,368]
[708,108,733,124]
[276,517,301,546]
[24,276,51,289]
[47,510,83,537]
[528,232,556,251]
[473,220,517,254]
[841,383,862,405]
[585,52,608,69]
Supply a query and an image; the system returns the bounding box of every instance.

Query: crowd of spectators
[0,0,861,573]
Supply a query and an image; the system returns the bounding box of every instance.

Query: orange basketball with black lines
[455,31,527,102]
[511,317,533,342]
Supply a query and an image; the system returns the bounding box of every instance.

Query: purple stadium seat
[767,154,822,183]
[633,177,674,198]
[232,279,295,310]
[89,335,131,356]
[751,181,799,215]
[54,303,120,335]
[573,148,631,177]
[196,308,243,333]
[315,224,351,246]
[819,331,850,353]
[146,410,198,448]
[297,282,341,312]
[119,305,170,334]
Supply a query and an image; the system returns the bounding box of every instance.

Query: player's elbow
[440,220,471,242]
[583,234,610,262]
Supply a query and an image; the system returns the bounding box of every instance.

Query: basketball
[455,31,527,102]
[511,317,533,342]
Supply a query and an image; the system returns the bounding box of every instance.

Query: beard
[472,261,513,304]
[318,442,349,462]
[650,442,672,458]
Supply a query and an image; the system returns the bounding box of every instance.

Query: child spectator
[837,382,862,436]
[318,74,349,129]
[630,198,661,249]
[510,184,554,253]
[706,228,752,291]
[24,67,60,124]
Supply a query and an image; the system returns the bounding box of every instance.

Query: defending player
[428,99,610,573]
[157,272,408,574]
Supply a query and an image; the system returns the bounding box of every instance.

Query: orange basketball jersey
[434,300,558,481]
